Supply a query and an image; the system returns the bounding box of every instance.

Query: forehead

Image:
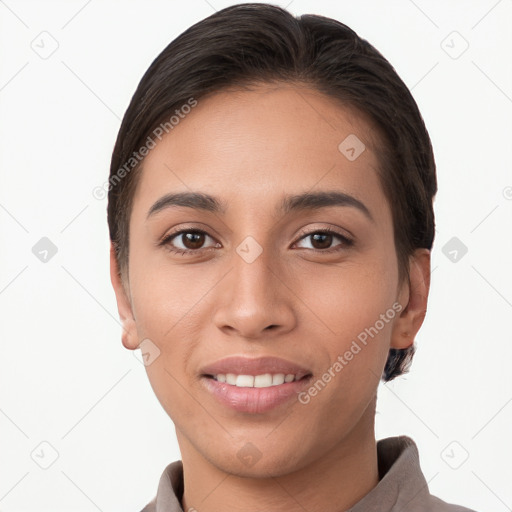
[131,83,389,221]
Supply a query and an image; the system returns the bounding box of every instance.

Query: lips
[200,356,313,413]
[200,356,311,380]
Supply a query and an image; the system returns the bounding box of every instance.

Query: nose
[211,244,297,340]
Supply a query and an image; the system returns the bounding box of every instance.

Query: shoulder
[139,460,184,512]
[139,496,156,512]
[370,436,478,512]
[422,495,479,512]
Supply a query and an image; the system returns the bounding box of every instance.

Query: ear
[110,242,139,350]
[390,248,431,349]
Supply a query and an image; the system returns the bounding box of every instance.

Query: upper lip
[200,356,312,380]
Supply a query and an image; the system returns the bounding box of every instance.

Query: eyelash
[159,226,354,256]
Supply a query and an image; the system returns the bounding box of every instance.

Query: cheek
[127,260,218,397]
[303,255,399,383]
[128,253,207,338]
[309,255,398,332]
[131,270,205,421]
[296,271,398,431]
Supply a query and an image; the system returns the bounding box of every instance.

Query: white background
[0,0,511,511]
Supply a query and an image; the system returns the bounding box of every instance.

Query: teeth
[213,373,297,388]
[255,374,272,387]
[272,373,285,385]
[236,375,254,387]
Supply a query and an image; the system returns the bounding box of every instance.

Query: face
[111,83,430,477]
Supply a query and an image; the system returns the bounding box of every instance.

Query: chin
[199,439,311,479]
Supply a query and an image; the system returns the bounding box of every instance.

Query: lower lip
[201,376,311,413]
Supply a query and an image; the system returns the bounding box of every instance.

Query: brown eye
[295,228,354,253]
[310,233,333,250]
[161,229,219,255]
[181,232,206,250]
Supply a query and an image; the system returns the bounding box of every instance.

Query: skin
[110,83,430,512]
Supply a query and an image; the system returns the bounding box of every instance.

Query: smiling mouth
[203,373,311,388]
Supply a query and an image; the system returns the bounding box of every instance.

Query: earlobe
[109,243,139,350]
[390,248,431,350]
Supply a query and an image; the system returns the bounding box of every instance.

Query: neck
[178,399,379,512]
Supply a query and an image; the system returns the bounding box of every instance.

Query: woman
[108,4,476,511]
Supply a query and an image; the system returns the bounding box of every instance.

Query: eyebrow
[146,190,373,222]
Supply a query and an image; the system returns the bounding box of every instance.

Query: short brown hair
[107,3,437,382]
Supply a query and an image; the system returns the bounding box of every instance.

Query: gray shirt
[140,435,477,512]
